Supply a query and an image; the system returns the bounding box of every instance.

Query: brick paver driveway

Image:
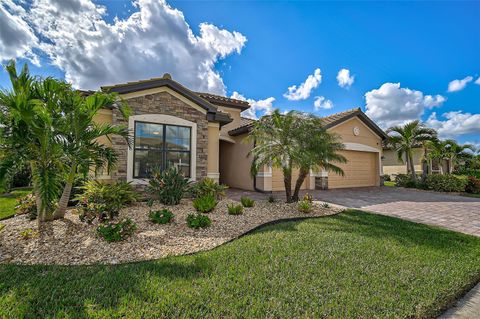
[228,187,480,236]
[313,187,480,237]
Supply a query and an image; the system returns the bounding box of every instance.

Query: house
[382,146,448,176]
[93,74,387,191]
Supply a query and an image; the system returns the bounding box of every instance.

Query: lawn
[1,210,480,318]
[0,188,32,220]
[384,181,396,187]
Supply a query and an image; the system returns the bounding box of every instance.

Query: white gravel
[0,199,339,265]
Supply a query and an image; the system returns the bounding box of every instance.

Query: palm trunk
[31,162,46,226]
[283,162,293,203]
[292,168,309,202]
[409,152,417,182]
[54,164,77,219]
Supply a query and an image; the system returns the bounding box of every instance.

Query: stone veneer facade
[109,91,209,185]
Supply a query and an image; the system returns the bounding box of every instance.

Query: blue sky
[1,0,479,146]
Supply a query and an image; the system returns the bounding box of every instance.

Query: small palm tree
[248,110,345,202]
[443,140,474,173]
[426,139,448,174]
[387,120,436,182]
[53,90,130,219]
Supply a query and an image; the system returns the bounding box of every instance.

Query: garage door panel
[271,167,308,191]
[329,150,378,188]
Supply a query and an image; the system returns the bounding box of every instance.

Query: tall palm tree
[248,110,346,202]
[53,90,130,219]
[0,61,66,224]
[443,139,474,173]
[387,120,437,182]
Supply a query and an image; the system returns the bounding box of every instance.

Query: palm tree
[248,110,346,202]
[426,139,448,174]
[53,90,130,219]
[387,120,436,182]
[443,139,474,173]
[0,61,66,224]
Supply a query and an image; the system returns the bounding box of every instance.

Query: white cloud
[0,0,39,64]
[447,76,473,92]
[426,111,480,138]
[475,77,480,85]
[283,68,322,101]
[313,96,333,110]
[0,0,246,94]
[336,68,354,88]
[364,82,445,128]
[230,91,275,120]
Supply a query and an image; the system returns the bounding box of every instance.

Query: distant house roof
[96,74,247,126]
[228,108,388,140]
[228,117,256,136]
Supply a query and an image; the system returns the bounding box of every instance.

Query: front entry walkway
[228,187,480,237]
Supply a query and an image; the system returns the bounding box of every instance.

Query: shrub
[425,174,467,192]
[149,209,174,224]
[267,195,276,203]
[76,180,138,222]
[298,200,313,213]
[227,203,243,215]
[97,218,137,242]
[321,202,330,209]
[383,174,391,182]
[147,167,190,205]
[465,176,480,194]
[192,194,217,213]
[15,194,37,220]
[190,178,228,199]
[303,193,313,203]
[19,228,38,240]
[186,213,212,229]
[240,196,255,208]
[395,174,414,187]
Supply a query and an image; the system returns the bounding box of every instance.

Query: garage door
[271,167,308,191]
[329,150,378,188]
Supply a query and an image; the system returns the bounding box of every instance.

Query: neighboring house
[92,74,387,191]
[382,147,448,176]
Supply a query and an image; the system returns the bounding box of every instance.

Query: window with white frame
[133,121,191,178]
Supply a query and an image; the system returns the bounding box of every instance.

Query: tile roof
[196,92,250,110]
[320,108,361,126]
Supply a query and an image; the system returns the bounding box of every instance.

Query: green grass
[0,188,32,220]
[1,210,480,318]
[463,192,480,198]
[384,181,396,187]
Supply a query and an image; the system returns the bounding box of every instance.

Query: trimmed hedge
[425,174,467,192]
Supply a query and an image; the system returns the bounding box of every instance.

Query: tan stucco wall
[271,167,308,191]
[207,123,220,182]
[219,134,254,190]
[382,148,423,175]
[328,117,382,150]
[217,106,242,139]
[93,109,113,147]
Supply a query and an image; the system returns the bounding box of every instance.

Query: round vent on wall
[353,126,360,136]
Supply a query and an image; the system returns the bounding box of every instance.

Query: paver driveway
[312,187,480,237]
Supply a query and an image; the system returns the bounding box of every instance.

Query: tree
[426,139,448,174]
[53,90,130,219]
[248,110,346,203]
[443,140,474,173]
[387,120,436,182]
[0,61,66,224]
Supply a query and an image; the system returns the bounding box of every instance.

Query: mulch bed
[0,199,340,265]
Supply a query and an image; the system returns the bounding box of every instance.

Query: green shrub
[383,174,391,182]
[298,200,313,213]
[192,194,217,213]
[227,203,243,215]
[149,209,174,224]
[97,218,137,242]
[425,174,467,192]
[19,228,38,240]
[303,193,313,203]
[395,174,414,187]
[190,178,228,199]
[321,202,330,209]
[147,167,190,205]
[240,196,255,208]
[14,194,37,220]
[186,213,212,229]
[267,195,276,203]
[76,180,138,222]
[455,169,480,179]
[465,176,480,194]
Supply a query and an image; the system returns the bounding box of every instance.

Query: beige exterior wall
[93,109,113,147]
[328,117,381,149]
[271,168,308,191]
[219,134,255,190]
[382,148,423,175]
[207,123,220,182]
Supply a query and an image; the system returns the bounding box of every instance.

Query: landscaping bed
[0,199,337,265]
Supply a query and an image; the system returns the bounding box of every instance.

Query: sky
[0,0,479,148]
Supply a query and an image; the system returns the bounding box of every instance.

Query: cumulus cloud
[230,91,275,120]
[0,0,39,64]
[336,68,354,88]
[448,76,473,92]
[364,82,445,128]
[426,111,480,138]
[0,0,247,94]
[313,96,333,110]
[475,77,480,85]
[283,68,322,101]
